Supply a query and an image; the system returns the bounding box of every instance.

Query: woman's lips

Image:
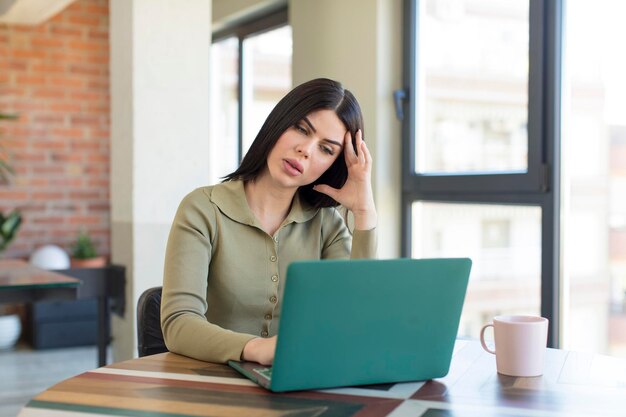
[283,159,303,176]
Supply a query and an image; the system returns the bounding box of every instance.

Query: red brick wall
[0,0,110,260]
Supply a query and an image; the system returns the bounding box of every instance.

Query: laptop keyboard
[253,367,272,380]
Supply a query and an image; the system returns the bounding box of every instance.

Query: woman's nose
[296,142,311,158]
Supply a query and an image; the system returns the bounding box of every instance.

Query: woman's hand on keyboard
[242,336,277,365]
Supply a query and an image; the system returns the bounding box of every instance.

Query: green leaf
[0,210,22,252]
[0,113,18,184]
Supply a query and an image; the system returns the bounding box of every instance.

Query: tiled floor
[0,342,101,417]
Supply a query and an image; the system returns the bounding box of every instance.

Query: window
[241,26,292,154]
[210,37,239,184]
[402,0,561,346]
[415,0,529,175]
[209,9,292,184]
[412,202,541,339]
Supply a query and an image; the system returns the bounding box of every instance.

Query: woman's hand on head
[242,336,277,365]
[313,130,378,230]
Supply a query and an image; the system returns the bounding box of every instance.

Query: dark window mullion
[400,0,417,259]
[540,0,563,349]
[237,37,244,163]
[401,193,413,258]
[401,0,418,189]
[528,0,547,180]
[403,191,548,206]
[406,172,540,195]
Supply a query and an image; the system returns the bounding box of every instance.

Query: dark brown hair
[222,78,364,209]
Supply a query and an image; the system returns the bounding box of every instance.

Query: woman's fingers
[361,140,372,165]
[354,130,361,163]
[345,129,370,167]
[358,132,367,165]
[354,130,370,169]
[344,131,357,164]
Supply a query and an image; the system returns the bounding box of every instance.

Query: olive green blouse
[161,180,377,363]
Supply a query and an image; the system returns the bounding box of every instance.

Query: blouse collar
[210,180,319,227]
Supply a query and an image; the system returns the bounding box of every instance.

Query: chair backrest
[136,286,168,357]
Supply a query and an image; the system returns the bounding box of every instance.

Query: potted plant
[70,231,107,268]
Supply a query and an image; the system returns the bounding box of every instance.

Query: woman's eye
[321,145,334,155]
[295,124,307,134]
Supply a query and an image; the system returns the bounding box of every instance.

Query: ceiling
[0,0,76,25]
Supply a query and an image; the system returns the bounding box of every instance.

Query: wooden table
[0,259,126,366]
[0,259,80,303]
[18,340,626,416]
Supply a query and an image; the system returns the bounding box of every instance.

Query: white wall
[110,0,211,361]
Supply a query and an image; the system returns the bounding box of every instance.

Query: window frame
[401,0,563,347]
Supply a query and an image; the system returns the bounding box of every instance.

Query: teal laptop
[228,257,471,392]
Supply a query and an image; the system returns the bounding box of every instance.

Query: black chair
[136,286,168,357]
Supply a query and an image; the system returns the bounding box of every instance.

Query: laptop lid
[261,257,471,392]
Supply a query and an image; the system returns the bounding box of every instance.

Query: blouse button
[270,296,277,303]
[271,275,278,282]
[261,331,268,337]
[265,314,272,320]
[270,255,277,262]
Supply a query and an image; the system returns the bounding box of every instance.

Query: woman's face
[263,109,346,190]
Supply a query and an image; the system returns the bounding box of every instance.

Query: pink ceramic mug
[480,315,549,377]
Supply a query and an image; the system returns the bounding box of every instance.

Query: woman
[161,78,377,365]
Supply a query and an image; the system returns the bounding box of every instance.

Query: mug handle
[480,323,496,354]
